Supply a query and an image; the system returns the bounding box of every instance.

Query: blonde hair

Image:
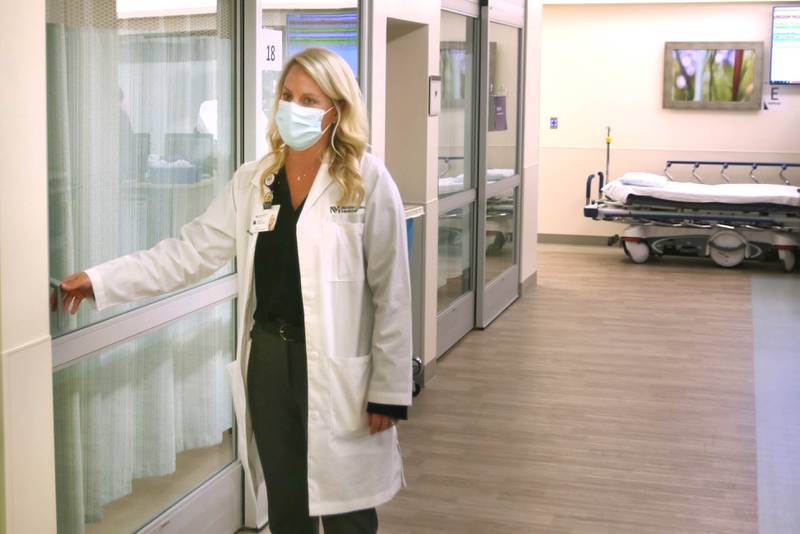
[260,48,369,205]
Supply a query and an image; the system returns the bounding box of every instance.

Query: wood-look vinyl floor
[377,245,767,534]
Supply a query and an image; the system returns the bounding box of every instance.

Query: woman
[61,48,412,534]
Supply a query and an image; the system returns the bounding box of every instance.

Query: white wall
[539,2,800,237]
[0,0,58,531]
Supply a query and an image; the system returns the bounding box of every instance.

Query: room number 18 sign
[262,29,283,72]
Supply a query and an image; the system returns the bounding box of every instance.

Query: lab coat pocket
[325,222,365,282]
[328,354,372,438]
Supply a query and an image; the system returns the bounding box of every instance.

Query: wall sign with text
[262,29,283,73]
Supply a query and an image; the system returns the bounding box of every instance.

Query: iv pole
[605,126,611,182]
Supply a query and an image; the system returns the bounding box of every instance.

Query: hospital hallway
[373,244,798,534]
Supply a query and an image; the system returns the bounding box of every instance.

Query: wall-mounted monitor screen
[770,5,800,85]
[286,11,359,78]
[663,41,764,111]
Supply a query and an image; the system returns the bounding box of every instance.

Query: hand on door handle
[59,272,95,315]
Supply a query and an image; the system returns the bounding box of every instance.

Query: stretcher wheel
[708,230,746,268]
[623,240,650,264]
[779,249,796,272]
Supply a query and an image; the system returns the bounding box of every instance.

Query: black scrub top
[253,167,305,327]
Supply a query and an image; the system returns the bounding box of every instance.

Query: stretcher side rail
[584,172,604,206]
[663,161,800,185]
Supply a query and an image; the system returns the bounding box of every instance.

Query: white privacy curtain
[47,21,234,335]
[47,6,236,532]
[53,304,234,532]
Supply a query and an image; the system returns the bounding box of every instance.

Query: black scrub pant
[247,323,379,534]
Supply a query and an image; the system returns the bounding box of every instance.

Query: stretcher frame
[583,161,800,272]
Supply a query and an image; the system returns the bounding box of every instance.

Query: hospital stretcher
[583,161,800,272]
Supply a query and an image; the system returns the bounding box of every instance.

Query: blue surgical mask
[275,100,334,151]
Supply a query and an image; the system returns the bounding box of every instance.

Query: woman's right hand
[60,272,94,315]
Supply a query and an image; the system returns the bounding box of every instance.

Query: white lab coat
[86,152,412,515]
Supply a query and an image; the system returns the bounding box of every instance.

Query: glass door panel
[438,205,474,311]
[439,10,477,197]
[478,18,522,327]
[484,189,516,280]
[54,300,236,533]
[47,0,236,337]
[47,2,241,533]
[437,9,479,356]
[485,22,520,182]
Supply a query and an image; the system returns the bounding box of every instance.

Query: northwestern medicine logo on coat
[330,206,364,214]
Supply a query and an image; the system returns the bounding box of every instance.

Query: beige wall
[521,1,542,283]
[0,0,58,532]
[386,20,432,202]
[371,0,440,366]
[539,2,800,237]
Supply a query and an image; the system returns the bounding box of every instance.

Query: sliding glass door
[47,1,240,532]
[437,1,525,354]
[476,14,523,328]
[437,8,479,356]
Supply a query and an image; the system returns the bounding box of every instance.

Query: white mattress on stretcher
[603,179,800,208]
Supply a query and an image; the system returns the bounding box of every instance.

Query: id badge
[251,205,281,233]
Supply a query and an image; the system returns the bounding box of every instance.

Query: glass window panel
[47,1,236,337]
[438,205,474,311]
[484,189,516,281]
[486,22,520,180]
[262,6,360,126]
[53,299,236,534]
[438,11,477,196]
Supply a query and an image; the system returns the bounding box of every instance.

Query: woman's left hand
[367,413,396,435]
